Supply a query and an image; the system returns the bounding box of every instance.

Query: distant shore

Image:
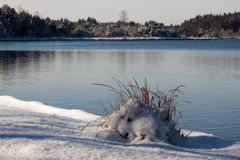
[1,5,240,41]
[0,37,239,42]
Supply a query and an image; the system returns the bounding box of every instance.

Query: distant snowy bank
[0,37,239,42]
[0,96,239,160]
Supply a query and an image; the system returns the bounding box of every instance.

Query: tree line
[178,12,240,37]
[0,4,239,38]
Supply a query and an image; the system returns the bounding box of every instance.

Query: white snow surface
[0,96,239,160]
[0,96,100,122]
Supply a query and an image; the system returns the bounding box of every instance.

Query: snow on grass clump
[93,78,186,145]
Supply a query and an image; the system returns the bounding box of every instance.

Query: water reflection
[183,53,240,74]
[0,51,56,86]
[1,50,240,91]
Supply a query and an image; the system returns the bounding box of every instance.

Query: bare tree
[119,10,129,23]
[17,6,24,13]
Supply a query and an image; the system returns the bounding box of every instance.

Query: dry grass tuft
[93,77,186,129]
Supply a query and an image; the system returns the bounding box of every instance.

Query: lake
[0,39,240,142]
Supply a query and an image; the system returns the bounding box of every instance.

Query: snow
[101,98,182,144]
[0,96,100,122]
[0,96,239,160]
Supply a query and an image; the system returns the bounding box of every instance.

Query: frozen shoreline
[0,37,239,42]
[0,96,239,160]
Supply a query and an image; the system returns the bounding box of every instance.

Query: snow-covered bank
[0,96,239,160]
[0,96,99,122]
[0,37,239,42]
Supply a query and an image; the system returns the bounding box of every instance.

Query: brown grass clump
[92,78,187,145]
[94,78,184,127]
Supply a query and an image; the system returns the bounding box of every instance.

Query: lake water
[0,39,240,142]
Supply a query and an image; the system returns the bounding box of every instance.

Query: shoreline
[0,37,239,42]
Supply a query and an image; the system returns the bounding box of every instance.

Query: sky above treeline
[0,0,240,25]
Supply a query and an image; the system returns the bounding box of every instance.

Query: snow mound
[0,96,100,122]
[98,98,182,144]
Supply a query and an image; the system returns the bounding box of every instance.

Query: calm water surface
[0,40,240,141]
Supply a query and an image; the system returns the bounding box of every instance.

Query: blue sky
[1,0,240,24]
